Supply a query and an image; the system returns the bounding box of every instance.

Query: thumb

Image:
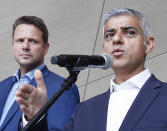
[34,69,46,90]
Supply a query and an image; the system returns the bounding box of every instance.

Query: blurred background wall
[0,0,167,101]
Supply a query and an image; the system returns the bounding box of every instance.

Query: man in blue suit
[0,16,80,131]
[18,8,167,131]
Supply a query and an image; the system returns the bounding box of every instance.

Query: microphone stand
[22,68,80,131]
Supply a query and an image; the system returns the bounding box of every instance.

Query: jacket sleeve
[18,115,48,131]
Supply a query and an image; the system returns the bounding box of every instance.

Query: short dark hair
[12,16,49,43]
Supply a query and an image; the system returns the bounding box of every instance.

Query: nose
[112,31,123,45]
[23,40,30,50]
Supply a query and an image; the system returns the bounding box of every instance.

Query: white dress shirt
[106,69,151,131]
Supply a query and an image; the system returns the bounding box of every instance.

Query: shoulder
[0,76,14,92]
[48,71,65,81]
[42,67,65,83]
[42,67,79,99]
[149,74,167,94]
[150,74,167,86]
[79,90,110,109]
[0,76,13,85]
[71,90,110,119]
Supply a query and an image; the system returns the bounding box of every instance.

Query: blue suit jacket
[0,66,80,131]
[64,75,167,131]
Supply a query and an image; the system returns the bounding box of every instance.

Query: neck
[113,66,145,85]
[19,63,43,78]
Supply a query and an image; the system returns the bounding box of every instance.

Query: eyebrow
[104,26,139,36]
[104,29,115,35]
[121,26,138,31]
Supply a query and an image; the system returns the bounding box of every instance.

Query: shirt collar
[14,64,46,81]
[110,68,151,93]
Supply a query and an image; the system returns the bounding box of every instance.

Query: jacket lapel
[94,89,110,131]
[1,101,21,130]
[0,76,18,129]
[119,75,161,131]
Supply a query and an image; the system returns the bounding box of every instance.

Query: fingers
[16,84,36,120]
[16,96,29,107]
[15,84,34,99]
[34,69,46,90]
[16,84,34,106]
[20,84,34,93]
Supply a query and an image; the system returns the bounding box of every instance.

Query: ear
[44,42,50,55]
[145,37,155,54]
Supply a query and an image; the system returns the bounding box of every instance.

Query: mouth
[112,48,125,56]
[20,53,32,58]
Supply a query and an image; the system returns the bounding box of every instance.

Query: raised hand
[16,69,48,120]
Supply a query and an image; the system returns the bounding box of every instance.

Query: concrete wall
[0,0,167,101]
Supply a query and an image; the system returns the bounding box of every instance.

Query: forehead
[14,24,42,39]
[104,15,142,31]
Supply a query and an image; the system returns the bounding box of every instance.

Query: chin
[112,63,129,70]
[19,61,33,66]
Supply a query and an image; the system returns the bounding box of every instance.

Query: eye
[104,32,115,41]
[29,39,38,44]
[16,39,24,43]
[125,30,137,37]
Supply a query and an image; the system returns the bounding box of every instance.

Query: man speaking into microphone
[17,8,167,131]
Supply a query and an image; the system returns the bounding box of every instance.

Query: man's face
[103,15,153,72]
[12,24,49,69]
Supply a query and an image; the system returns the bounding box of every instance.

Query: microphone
[51,53,112,71]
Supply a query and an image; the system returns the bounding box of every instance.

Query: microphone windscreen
[51,56,58,64]
[101,53,113,69]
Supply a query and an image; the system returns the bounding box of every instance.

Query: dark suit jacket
[0,66,80,131]
[64,75,167,131]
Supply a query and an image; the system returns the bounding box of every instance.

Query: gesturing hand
[16,69,48,120]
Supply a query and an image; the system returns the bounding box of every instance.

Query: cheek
[103,42,112,53]
[32,47,45,56]
[128,45,146,62]
[12,46,19,54]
